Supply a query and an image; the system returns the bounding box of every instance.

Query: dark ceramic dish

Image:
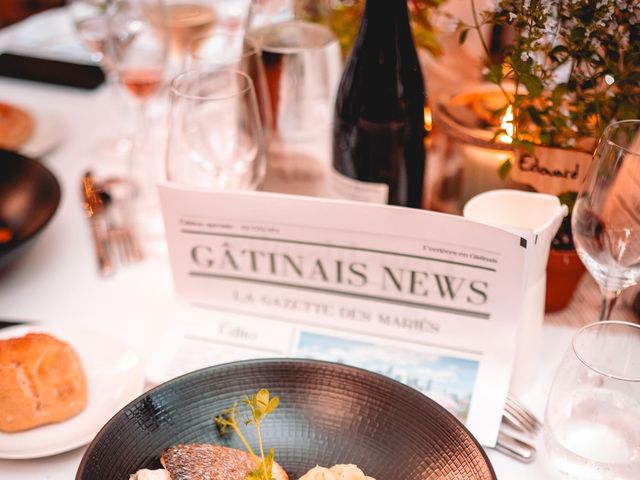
[0,149,61,268]
[77,359,496,479]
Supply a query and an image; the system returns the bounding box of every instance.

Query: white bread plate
[0,324,144,459]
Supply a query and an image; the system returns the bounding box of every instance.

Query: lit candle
[460,105,520,205]
[459,145,518,205]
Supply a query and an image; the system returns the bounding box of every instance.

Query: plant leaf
[265,397,279,415]
[487,64,503,85]
[458,28,469,45]
[255,389,270,412]
[551,84,568,105]
[569,26,586,43]
[617,100,638,120]
[497,159,512,180]
[548,45,569,63]
[526,106,544,126]
[521,74,543,97]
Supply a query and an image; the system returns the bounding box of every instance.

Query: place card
[154,183,528,447]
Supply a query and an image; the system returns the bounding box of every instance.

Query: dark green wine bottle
[332,0,427,208]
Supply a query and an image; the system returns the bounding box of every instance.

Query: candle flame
[424,106,433,133]
[499,104,514,144]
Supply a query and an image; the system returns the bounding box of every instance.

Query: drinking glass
[108,0,168,106]
[166,68,266,190]
[247,20,342,178]
[572,120,640,320]
[69,0,113,67]
[107,0,168,183]
[157,0,218,69]
[544,321,640,479]
[185,32,272,134]
[101,0,169,248]
[69,0,142,158]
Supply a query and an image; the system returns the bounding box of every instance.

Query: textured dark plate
[0,149,61,268]
[77,359,496,479]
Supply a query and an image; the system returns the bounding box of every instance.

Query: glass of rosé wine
[106,0,169,244]
[107,0,169,200]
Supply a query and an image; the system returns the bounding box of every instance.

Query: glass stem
[108,72,132,154]
[599,287,620,321]
[128,101,149,183]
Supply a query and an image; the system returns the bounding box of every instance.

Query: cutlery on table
[82,172,114,276]
[494,430,537,463]
[81,172,143,275]
[502,394,543,435]
[491,394,541,462]
[107,226,143,266]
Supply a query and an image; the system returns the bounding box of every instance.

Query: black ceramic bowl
[77,359,496,479]
[0,149,61,268]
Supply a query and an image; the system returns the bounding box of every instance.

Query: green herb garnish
[215,389,280,480]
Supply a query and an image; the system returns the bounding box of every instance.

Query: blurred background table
[0,5,637,480]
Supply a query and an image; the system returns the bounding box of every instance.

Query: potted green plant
[457,0,640,311]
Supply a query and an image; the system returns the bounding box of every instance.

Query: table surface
[0,7,637,480]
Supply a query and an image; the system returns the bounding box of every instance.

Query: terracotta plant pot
[545,248,586,312]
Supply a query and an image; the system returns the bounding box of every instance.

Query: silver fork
[96,175,144,268]
[107,226,144,265]
[495,430,537,463]
[492,395,542,463]
[502,394,543,435]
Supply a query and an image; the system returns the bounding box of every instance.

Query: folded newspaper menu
[152,184,527,447]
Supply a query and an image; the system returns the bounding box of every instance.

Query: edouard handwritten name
[518,152,579,179]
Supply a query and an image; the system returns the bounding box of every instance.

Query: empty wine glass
[572,120,640,320]
[69,0,112,66]
[185,32,272,135]
[166,68,266,190]
[544,321,640,479]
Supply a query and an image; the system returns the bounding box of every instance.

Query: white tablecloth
[0,7,634,479]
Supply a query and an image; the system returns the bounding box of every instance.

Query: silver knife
[82,172,114,276]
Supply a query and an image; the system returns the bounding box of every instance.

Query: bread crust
[161,444,288,480]
[0,102,34,150]
[0,333,88,432]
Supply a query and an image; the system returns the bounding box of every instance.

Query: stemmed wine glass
[160,0,218,73]
[69,0,112,67]
[102,0,169,247]
[166,68,266,191]
[572,120,640,320]
[69,0,142,158]
[185,32,272,135]
[106,0,168,190]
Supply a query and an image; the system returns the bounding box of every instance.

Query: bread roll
[0,102,34,150]
[0,332,88,432]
